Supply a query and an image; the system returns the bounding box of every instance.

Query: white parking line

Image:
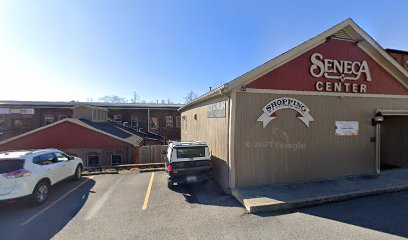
[85,175,125,221]
[21,176,94,226]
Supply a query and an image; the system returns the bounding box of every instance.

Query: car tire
[31,181,50,206]
[167,181,174,189]
[73,165,82,181]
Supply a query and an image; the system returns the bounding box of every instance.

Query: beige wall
[73,106,93,121]
[180,97,230,191]
[234,92,408,187]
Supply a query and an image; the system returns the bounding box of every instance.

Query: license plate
[186,176,197,182]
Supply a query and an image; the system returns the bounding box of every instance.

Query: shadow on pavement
[171,180,241,208]
[256,191,408,238]
[0,177,95,240]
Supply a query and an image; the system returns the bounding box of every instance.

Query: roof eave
[178,84,229,112]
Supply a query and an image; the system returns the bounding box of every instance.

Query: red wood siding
[247,39,408,95]
[0,121,131,151]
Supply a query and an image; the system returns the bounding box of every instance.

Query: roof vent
[329,30,354,42]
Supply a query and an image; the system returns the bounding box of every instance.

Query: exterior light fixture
[372,112,384,126]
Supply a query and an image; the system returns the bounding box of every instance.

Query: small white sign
[21,108,35,114]
[335,121,359,136]
[0,108,10,114]
[10,108,21,114]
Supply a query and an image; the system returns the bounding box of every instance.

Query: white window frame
[131,115,139,128]
[114,114,122,123]
[166,116,173,128]
[111,154,123,165]
[87,155,100,167]
[44,115,54,125]
[150,116,158,130]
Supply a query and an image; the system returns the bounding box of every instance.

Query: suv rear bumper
[0,182,34,201]
[168,172,213,184]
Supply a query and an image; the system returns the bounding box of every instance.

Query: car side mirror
[68,156,75,160]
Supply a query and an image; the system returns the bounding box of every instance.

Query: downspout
[375,123,381,174]
[147,109,150,132]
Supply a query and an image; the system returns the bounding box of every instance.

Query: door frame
[375,109,408,173]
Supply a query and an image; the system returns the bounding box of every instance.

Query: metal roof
[0,118,165,147]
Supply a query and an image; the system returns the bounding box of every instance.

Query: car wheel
[32,181,50,206]
[167,181,174,189]
[73,165,82,181]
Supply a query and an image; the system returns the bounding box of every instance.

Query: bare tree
[99,95,128,103]
[131,92,140,103]
[184,91,197,103]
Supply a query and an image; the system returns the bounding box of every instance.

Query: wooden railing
[84,162,164,173]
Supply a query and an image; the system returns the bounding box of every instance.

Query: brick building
[0,105,165,166]
[386,49,408,71]
[0,101,183,142]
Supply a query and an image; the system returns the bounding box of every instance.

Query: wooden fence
[138,145,167,164]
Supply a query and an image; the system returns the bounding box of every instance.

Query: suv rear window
[176,147,206,159]
[0,159,25,174]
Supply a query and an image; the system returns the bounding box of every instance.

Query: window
[0,159,25,174]
[111,154,122,165]
[44,116,54,125]
[33,153,56,165]
[131,115,139,128]
[150,116,158,130]
[114,114,122,123]
[0,115,5,130]
[87,155,100,166]
[11,118,32,130]
[54,152,69,162]
[166,116,173,128]
[176,147,206,159]
[176,116,181,128]
[58,115,66,121]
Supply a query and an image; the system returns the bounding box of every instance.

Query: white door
[36,153,64,184]
[54,152,75,179]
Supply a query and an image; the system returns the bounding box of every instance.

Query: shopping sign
[257,97,314,128]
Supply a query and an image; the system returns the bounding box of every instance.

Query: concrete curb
[232,184,408,213]
[139,168,165,173]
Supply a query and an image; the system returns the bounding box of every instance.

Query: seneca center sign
[310,52,372,93]
[179,19,408,192]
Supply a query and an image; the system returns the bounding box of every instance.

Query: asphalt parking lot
[0,171,407,240]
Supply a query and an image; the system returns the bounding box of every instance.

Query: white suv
[0,149,83,206]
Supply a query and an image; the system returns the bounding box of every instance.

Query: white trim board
[245,88,408,99]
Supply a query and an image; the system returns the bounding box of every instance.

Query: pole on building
[147,109,150,132]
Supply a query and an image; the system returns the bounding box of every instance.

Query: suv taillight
[4,169,31,178]
[167,164,173,172]
[209,162,213,169]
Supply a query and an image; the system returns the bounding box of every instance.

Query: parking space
[1,171,407,240]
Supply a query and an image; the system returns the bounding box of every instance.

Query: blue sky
[0,0,407,103]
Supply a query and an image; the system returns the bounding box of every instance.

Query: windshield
[0,159,25,174]
[176,147,206,159]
